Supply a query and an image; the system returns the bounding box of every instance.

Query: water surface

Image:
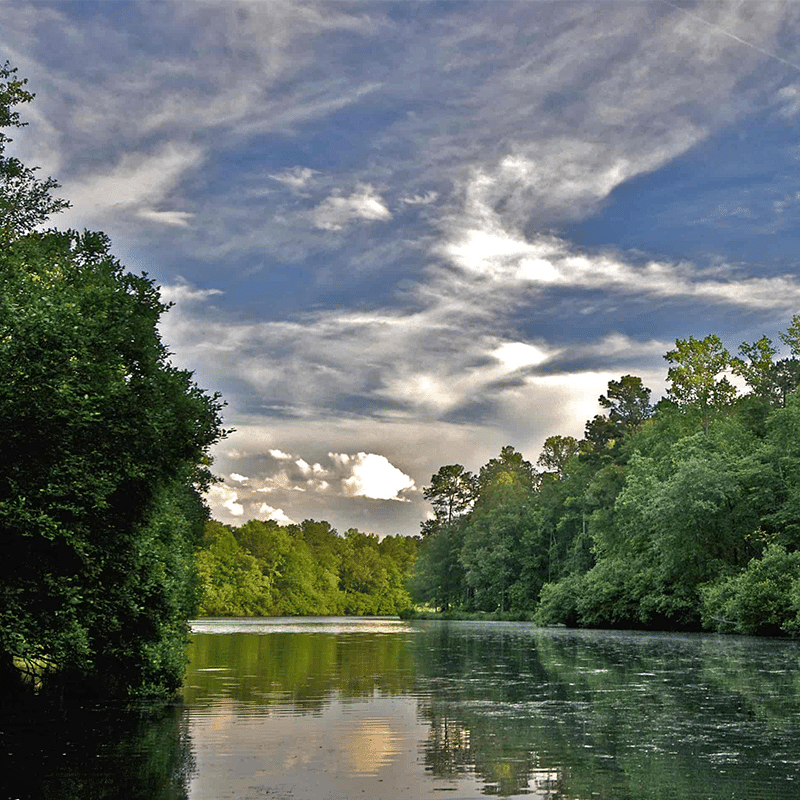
[184,618,800,799]
[3,618,800,799]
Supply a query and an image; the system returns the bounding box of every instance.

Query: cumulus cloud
[312,184,392,230]
[258,503,295,525]
[207,484,244,517]
[331,452,417,501]
[204,449,418,525]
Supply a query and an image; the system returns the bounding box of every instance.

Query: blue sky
[5,0,800,536]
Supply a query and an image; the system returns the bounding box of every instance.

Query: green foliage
[664,334,737,435]
[411,337,800,636]
[701,544,800,635]
[598,374,653,434]
[0,231,226,698]
[409,520,467,612]
[536,435,580,479]
[0,62,69,238]
[0,64,226,699]
[195,519,417,617]
[422,464,477,530]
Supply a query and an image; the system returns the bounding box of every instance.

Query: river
[3,617,800,799]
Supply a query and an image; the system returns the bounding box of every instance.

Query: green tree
[477,446,536,497]
[536,435,580,480]
[664,334,737,435]
[0,66,226,697]
[410,521,468,612]
[0,62,69,237]
[423,464,478,528]
[0,231,226,698]
[598,375,653,434]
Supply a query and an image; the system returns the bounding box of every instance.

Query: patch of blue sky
[564,117,800,270]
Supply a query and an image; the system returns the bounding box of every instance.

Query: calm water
[3,618,800,799]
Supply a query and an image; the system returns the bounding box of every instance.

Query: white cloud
[269,449,293,460]
[258,503,295,525]
[332,452,416,501]
[400,191,438,205]
[60,143,204,225]
[493,342,551,371]
[269,166,319,190]
[436,169,800,312]
[160,278,223,306]
[312,184,392,230]
[137,209,195,227]
[229,473,249,484]
[207,484,244,517]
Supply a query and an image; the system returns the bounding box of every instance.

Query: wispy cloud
[8,0,800,535]
[269,166,320,191]
[312,185,392,231]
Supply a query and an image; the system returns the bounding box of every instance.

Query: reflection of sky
[187,696,490,800]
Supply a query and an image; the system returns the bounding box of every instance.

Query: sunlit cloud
[312,184,392,230]
[331,452,417,501]
[258,503,295,525]
[207,484,244,517]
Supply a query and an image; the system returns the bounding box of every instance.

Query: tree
[537,435,580,480]
[0,64,226,698]
[477,446,536,497]
[733,330,800,409]
[598,375,653,435]
[664,334,737,435]
[0,61,69,237]
[0,230,227,698]
[423,464,478,528]
[779,313,800,356]
[410,520,468,612]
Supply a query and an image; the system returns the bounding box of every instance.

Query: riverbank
[398,608,537,622]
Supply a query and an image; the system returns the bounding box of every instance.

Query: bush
[701,543,800,635]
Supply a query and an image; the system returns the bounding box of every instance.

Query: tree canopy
[411,328,800,636]
[0,63,226,700]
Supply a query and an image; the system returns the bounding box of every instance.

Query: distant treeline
[410,324,800,636]
[196,519,417,616]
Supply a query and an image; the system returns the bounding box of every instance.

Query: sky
[4,0,800,537]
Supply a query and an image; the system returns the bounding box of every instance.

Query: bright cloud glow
[334,452,417,501]
[493,342,551,371]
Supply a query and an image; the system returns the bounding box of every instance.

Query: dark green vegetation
[412,331,800,636]
[0,63,226,700]
[196,519,417,616]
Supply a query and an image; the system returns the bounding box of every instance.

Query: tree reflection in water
[0,696,193,800]
[413,622,800,799]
